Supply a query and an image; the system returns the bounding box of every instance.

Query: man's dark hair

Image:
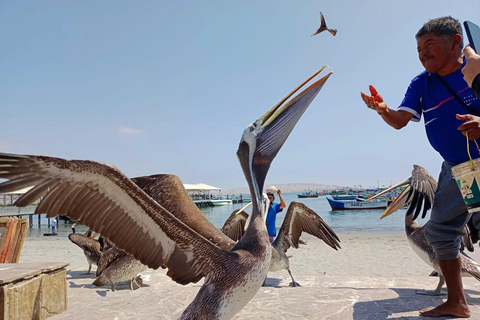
[416,16,463,45]
[267,193,274,197]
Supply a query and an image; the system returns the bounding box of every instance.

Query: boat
[331,194,357,200]
[210,199,233,206]
[297,190,319,198]
[326,196,390,211]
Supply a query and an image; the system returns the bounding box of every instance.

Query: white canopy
[2,186,34,195]
[183,183,221,191]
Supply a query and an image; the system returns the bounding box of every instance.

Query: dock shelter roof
[183,183,221,191]
[2,186,34,195]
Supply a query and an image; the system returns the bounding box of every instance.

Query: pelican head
[236,67,332,213]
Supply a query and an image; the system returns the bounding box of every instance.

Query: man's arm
[277,189,286,210]
[361,85,414,129]
[462,46,480,98]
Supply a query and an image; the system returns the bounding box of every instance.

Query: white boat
[210,199,233,206]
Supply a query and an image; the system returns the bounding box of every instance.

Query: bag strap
[437,74,480,115]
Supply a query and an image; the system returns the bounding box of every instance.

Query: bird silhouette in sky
[312,12,337,36]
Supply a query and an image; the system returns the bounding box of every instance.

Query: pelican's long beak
[254,67,332,166]
[380,185,412,219]
[236,202,252,215]
[366,177,411,202]
[366,177,412,220]
[237,66,332,210]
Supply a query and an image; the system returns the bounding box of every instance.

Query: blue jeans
[424,161,470,260]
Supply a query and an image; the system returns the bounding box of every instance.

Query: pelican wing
[220,209,249,241]
[96,246,127,276]
[380,165,437,220]
[68,233,102,258]
[0,153,231,285]
[272,201,341,252]
[131,174,237,250]
[407,165,437,220]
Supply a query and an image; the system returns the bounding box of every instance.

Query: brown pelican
[0,66,332,319]
[369,165,480,295]
[68,230,109,274]
[312,12,337,36]
[93,246,148,291]
[221,201,341,287]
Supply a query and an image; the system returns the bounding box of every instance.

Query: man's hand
[462,46,480,87]
[457,114,480,140]
[361,85,389,115]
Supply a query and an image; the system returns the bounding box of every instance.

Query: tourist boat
[297,190,319,198]
[326,196,390,211]
[210,199,233,206]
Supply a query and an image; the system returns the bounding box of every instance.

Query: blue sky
[2,1,480,191]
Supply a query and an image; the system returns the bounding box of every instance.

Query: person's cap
[266,186,278,194]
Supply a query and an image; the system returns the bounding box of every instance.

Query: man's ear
[452,34,463,49]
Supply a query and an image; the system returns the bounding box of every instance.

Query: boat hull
[326,196,389,210]
[297,194,318,198]
[211,199,233,206]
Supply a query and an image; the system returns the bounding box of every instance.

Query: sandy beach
[18,231,480,319]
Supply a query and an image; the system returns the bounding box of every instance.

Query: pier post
[29,214,33,228]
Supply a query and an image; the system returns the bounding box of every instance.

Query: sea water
[24,192,414,238]
[200,193,412,233]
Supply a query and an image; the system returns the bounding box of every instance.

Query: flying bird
[312,12,337,36]
[0,66,332,319]
[369,165,480,295]
[221,201,341,287]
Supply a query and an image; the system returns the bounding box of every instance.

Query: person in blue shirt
[265,189,286,243]
[361,16,480,318]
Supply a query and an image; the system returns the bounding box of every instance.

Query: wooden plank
[4,219,17,263]
[0,220,15,263]
[11,219,28,263]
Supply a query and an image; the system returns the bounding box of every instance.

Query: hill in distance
[224,182,346,194]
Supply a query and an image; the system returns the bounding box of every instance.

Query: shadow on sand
[347,287,480,320]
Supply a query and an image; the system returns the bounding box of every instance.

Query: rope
[465,132,480,170]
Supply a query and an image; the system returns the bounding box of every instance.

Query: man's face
[417,33,455,74]
[268,195,274,203]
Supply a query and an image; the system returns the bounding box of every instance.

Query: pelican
[0,66,332,319]
[221,201,341,287]
[369,165,480,295]
[93,246,148,291]
[68,230,109,274]
[312,12,337,36]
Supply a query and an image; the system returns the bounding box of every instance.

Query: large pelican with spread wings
[369,165,480,295]
[0,67,331,319]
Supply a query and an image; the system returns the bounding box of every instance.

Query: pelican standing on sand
[68,231,108,274]
[369,165,480,295]
[221,201,341,287]
[93,246,148,291]
[0,67,331,319]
